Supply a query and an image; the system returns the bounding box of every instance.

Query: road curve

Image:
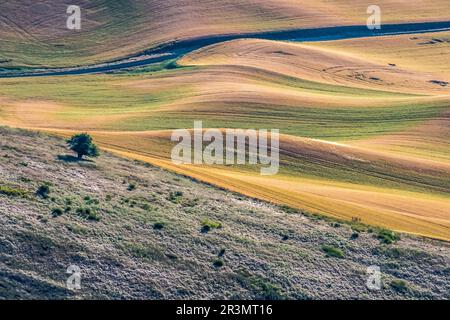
[1,21,450,78]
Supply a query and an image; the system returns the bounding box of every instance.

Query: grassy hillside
[1,0,450,68]
[1,127,449,299]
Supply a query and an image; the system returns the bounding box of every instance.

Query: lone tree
[67,133,99,160]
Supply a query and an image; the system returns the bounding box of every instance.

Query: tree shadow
[57,155,94,163]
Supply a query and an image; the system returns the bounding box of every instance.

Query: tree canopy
[67,133,99,160]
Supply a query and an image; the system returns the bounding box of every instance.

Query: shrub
[332,222,341,228]
[390,279,408,292]
[350,232,359,240]
[51,208,64,217]
[321,245,345,258]
[377,229,400,244]
[127,183,136,191]
[0,185,27,197]
[168,191,183,203]
[213,259,224,268]
[201,219,222,233]
[76,207,100,221]
[36,185,50,199]
[153,221,165,230]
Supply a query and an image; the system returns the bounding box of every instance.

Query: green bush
[51,208,64,217]
[202,219,222,229]
[168,191,183,203]
[332,222,341,228]
[0,185,27,197]
[127,183,136,191]
[153,221,165,230]
[350,232,359,240]
[76,207,100,221]
[321,245,345,258]
[36,185,50,198]
[201,219,222,233]
[390,279,408,292]
[213,259,224,268]
[377,229,401,244]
